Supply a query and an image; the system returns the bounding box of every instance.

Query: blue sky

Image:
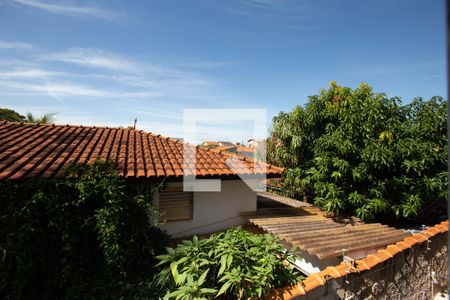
[0,0,446,142]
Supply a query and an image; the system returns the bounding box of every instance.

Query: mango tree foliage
[268,82,447,220]
[0,108,25,122]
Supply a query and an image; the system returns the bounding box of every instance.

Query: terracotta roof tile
[373,249,394,261]
[302,273,326,291]
[394,241,412,251]
[319,266,343,278]
[269,220,448,299]
[434,223,448,232]
[385,244,403,256]
[0,121,283,180]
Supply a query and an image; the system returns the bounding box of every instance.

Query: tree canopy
[0,108,25,122]
[25,112,56,124]
[268,82,447,221]
[0,108,56,124]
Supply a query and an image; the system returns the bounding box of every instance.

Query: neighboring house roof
[218,141,235,146]
[0,121,283,180]
[264,178,283,190]
[215,145,254,154]
[202,141,219,146]
[267,220,448,299]
[257,191,309,208]
[215,145,236,152]
[247,193,410,260]
[236,145,254,153]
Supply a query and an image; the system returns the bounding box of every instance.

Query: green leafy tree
[0,108,25,122]
[269,82,447,221]
[156,227,301,299]
[25,112,56,124]
[0,161,168,299]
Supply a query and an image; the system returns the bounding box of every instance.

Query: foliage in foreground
[0,161,168,299]
[156,227,302,299]
[268,82,447,221]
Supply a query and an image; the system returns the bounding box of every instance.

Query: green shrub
[269,82,447,221]
[156,227,302,299]
[0,161,168,299]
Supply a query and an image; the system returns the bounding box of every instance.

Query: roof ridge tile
[0,122,284,180]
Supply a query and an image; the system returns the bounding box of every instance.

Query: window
[159,187,193,221]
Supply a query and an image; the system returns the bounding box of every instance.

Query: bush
[156,227,302,299]
[269,82,447,221]
[0,161,168,299]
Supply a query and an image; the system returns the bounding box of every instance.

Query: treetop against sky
[0,0,445,141]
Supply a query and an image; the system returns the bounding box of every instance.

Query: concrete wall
[291,232,448,300]
[154,180,257,237]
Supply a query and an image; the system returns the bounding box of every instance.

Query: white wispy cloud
[40,48,216,85]
[0,80,161,99]
[0,69,65,78]
[0,67,158,87]
[0,40,33,50]
[39,48,216,96]
[11,0,122,21]
[41,48,138,72]
[0,44,250,140]
[0,45,228,107]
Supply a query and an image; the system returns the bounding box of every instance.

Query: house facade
[156,180,257,237]
[0,121,283,237]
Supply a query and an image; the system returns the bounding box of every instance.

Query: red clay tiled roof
[202,141,219,146]
[0,121,283,180]
[236,145,254,153]
[214,145,236,152]
[266,220,449,299]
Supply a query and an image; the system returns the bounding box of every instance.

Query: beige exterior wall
[154,180,257,237]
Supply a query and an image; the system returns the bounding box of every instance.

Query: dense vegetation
[0,107,55,124]
[24,112,56,124]
[0,108,25,122]
[0,161,168,299]
[156,227,302,299]
[269,82,447,221]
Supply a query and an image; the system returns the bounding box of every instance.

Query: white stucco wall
[292,250,340,275]
[154,180,257,237]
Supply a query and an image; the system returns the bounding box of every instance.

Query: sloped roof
[202,141,219,146]
[248,193,410,259]
[236,145,254,153]
[215,145,236,152]
[267,220,448,299]
[0,121,283,180]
